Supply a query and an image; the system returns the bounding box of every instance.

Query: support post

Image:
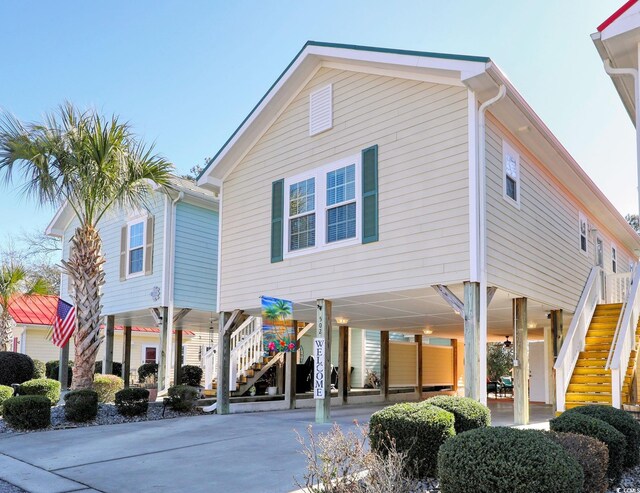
[59,343,69,391]
[415,334,423,399]
[338,325,350,405]
[543,326,555,407]
[550,309,563,360]
[123,325,132,388]
[315,300,332,423]
[104,315,115,375]
[380,330,390,401]
[158,306,170,392]
[513,297,529,425]
[463,281,480,400]
[174,328,183,386]
[285,321,298,409]
[217,312,231,415]
[451,338,459,392]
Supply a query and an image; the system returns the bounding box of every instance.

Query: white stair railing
[607,265,640,408]
[607,272,633,304]
[203,345,218,390]
[554,267,602,412]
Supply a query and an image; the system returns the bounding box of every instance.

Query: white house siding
[484,117,631,312]
[219,68,470,310]
[60,195,165,314]
[173,202,218,312]
[365,330,381,377]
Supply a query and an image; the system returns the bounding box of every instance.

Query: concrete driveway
[0,402,554,493]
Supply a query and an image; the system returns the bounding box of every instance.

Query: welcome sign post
[315,299,332,423]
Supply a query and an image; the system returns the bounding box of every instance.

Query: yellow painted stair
[565,303,640,410]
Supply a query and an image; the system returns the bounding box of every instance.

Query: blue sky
[0,1,635,243]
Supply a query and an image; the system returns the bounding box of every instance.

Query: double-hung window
[284,154,360,257]
[612,245,618,273]
[502,141,520,207]
[128,220,145,276]
[579,212,588,255]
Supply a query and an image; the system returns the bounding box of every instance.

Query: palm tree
[0,103,173,388]
[0,263,49,351]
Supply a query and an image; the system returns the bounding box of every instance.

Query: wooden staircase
[565,303,640,410]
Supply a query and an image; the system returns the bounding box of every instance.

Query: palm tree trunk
[63,224,105,389]
[0,311,15,351]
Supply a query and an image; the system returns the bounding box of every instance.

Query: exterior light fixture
[335,317,349,325]
[423,328,433,335]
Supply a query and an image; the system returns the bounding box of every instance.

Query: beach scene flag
[261,296,295,353]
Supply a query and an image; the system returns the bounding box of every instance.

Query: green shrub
[45,359,73,384]
[0,352,35,386]
[369,402,455,478]
[19,378,61,405]
[32,359,46,379]
[180,365,203,387]
[425,395,490,433]
[64,389,98,422]
[550,411,626,481]
[566,405,640,467]
[94,361,123,377]
[547,431,608,493]
[115,387,149,416]
[0,385,14,414]
[2,395,51,430]
[92,374,124,403]
[167,385,199,411]
[437,427,583,493]
[137,363,158,383]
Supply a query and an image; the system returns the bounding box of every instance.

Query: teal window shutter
[271,179,285,262]
[362,145,379,244]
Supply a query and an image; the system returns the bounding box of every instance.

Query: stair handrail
[607,272,633,304]
[203,345,218,390]
[554,266,602,412]
[232,317,264,379]
[607,265,640,408]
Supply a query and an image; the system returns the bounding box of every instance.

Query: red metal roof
[9,295,195,336]
[598,0,638,32]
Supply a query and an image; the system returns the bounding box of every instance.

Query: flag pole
[59,342,69,391]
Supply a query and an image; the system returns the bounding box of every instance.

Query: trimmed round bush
[32,359,46,379]
[547,431,609,493]
[19,378,61,405]
[137,363,158,383]
[566,404,640,467]
[46,360,73,384]
[115,388,149,416]
[92,374,124,403]
[180,365,203,387]
[0,352,35,386]
[550,410,626,481]
[0,385,14,414]
[425,395,490,433]
[369,402,455,478]
[2,395,51,430]
[167,385,199,411]
[94,361,123,378]
[437,427,583,493]
[64,389,98,422]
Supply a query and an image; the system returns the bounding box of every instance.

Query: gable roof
[598,0,638,32]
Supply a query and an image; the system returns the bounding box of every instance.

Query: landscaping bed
[0,402,203,435]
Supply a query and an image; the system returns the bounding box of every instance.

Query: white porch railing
[607,266,640,408]
[607,272,633,304]
[202,316,264,391]
[554,267,602,412]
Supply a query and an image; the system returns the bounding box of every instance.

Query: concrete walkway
[0,402,554,493]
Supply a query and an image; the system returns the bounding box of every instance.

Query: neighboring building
[46,177,219,389]
[198,41,640,422]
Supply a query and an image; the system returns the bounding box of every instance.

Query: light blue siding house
[46,177,219,390]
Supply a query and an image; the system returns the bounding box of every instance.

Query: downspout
[604,58,640,217]
[478,85,506,405]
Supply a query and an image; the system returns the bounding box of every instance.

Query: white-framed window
[142,344,159,364]
[127,218,146,277]
[612,244,618,273]
[579,212,588,255]
[502,141,520,208]
[283,154,361,258]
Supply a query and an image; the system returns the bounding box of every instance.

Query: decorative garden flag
[261,296,295,353]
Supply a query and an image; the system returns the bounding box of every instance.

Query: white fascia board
[601,7,640,42]
[45,201,72,238]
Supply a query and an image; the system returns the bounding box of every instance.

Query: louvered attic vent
[309,84,333,136]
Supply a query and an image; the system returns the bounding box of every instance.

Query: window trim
[502,141,521,209]
[283,153,361,259]
[612,244,618,273]
[578,212,589,256]
[141,344,159,364]
[126,216,147,279]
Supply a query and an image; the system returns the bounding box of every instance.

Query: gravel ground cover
[0,402,202,435]
[0,480,25,493]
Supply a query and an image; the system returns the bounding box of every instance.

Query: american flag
[51,299,76,348]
